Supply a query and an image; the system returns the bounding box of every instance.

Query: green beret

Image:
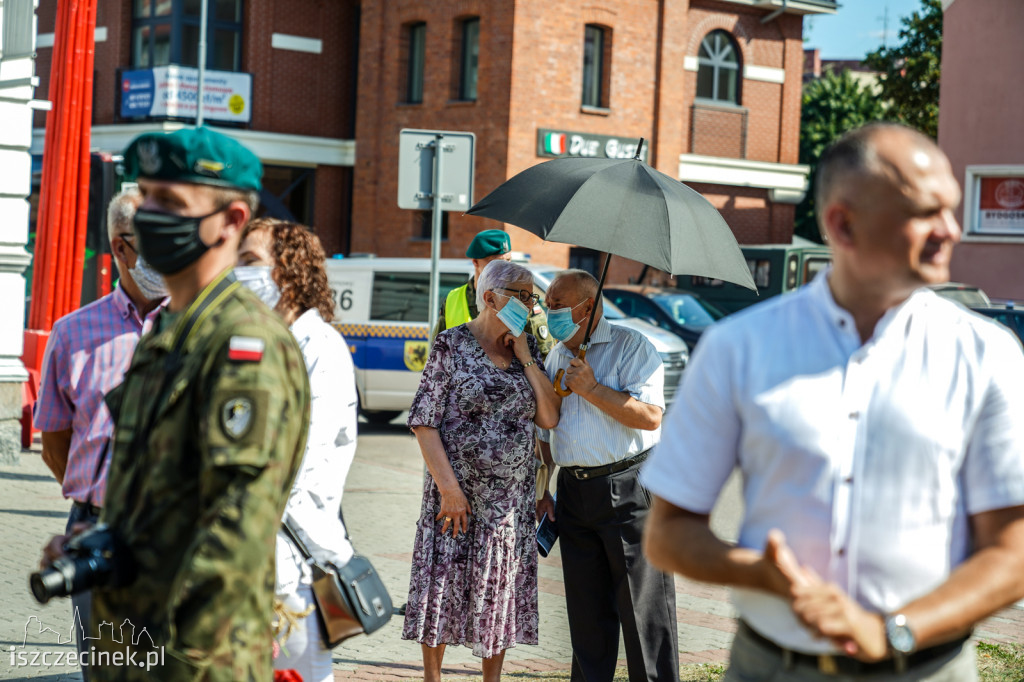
[466,229,511,259]
[123,126,262,192]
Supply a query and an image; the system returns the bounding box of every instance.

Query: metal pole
[196,0,208,126]
[427,134,445,337]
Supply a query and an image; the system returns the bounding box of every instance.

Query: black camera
[30,524,134,604]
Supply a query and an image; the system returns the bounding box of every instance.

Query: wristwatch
[885,613,916,671]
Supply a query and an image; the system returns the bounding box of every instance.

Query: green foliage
[863,0,943,138]
[794,69,886,242]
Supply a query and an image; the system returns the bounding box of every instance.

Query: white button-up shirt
[641,271,1024,653]
[540,317,665,467]
[277,308,359,593]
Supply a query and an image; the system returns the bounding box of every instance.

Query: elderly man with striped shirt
[536,269,679,682]
[33,187,167,676]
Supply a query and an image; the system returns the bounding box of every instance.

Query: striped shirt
[539,317,665,467]
[34,285,165,506]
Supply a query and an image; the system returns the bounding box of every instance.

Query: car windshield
[651,293,725,328]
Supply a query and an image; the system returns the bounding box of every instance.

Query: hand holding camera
[31,523,135,604]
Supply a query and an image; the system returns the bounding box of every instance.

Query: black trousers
[556,464,679,682]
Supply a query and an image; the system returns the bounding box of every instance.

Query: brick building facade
[31,0,834,283]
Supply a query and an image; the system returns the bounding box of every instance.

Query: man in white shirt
[641,123,1024,681]
[537,270,678,682]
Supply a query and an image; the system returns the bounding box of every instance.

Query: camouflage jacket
[434,277,554,358]
[94,270,310,681]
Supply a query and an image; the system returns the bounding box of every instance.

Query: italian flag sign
[544,133,566,155]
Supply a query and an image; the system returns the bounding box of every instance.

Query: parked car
[930,282,991,308]
[602,285,727,350]
[971,303,1024,345]
[324,258,690,422]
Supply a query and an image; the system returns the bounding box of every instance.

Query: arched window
[696,30,740,104]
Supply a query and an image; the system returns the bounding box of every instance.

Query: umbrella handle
[552,347,589,397]
[553,369,573,397]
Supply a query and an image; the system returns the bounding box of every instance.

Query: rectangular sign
[537,128,649,162]
[120,66,253,123]
[397,129,475,212]
[974,176,1024,234]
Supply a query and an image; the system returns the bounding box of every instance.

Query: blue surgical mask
[547,300,589,341]
[493,292,530,337]
[235,265,281,310]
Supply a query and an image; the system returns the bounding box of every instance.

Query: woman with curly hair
[236,218,357,682]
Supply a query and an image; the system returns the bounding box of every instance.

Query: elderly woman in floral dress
[402,259,561,682]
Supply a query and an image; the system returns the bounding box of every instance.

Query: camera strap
[118,270,240,514]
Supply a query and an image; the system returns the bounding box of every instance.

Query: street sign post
[398,129,476,336]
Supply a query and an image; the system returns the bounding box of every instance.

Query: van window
[805,258,829,282]
[370,271,469,322]
[752,259,771,288]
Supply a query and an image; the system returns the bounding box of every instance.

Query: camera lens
[29,568,67,604]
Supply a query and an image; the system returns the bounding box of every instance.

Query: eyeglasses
[495,287,540,305]
[117,234,136,252]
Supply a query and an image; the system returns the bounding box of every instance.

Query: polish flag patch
[228,336,265,362]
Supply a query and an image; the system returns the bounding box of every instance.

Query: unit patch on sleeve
[228,336,265,362]
[221,397,255,440]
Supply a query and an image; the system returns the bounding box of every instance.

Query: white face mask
[128,253,169,301]
[235,265,281,310]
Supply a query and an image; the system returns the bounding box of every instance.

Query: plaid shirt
[34,285,165,506]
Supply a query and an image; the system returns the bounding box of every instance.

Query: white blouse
[276,308,359,593]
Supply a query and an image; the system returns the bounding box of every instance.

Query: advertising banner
[120,66,252,123]
[975,176,1024,234]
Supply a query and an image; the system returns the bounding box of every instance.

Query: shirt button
[838,547,846,556]
[849,411,860,419]
[838,319,846,327]
[844,476,854,484]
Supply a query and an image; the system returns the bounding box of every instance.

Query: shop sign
[537,128,648,161]
[974,176,1024,234]
[120,65,253,124]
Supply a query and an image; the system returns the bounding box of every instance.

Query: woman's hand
[436,485,472,536]
[505,330,532,365]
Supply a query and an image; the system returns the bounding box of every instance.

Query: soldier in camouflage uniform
[41,127,310,681]
[433,229,554,358]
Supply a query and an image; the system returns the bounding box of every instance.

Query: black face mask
[132,205,229,275]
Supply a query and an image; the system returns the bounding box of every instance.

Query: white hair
[476,260,533,311]
[106,186,143,242]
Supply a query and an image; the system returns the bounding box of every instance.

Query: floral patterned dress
[402,325,543,658]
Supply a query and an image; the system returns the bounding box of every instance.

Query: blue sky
[803,0,927,60]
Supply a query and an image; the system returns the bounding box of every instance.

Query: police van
[325,257,689,423]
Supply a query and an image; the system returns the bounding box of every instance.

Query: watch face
[887,615,916,654]
[891,627,915,653]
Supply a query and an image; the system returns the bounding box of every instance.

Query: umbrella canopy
[467,153,756,291]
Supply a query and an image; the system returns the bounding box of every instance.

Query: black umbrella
[467,139,755,395]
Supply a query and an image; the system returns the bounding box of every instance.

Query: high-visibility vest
[444,284,473,328]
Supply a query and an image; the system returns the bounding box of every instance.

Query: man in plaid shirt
[33,186,168,677]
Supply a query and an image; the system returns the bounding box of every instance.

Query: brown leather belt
[562,450,649,481]
[739,621,968,676]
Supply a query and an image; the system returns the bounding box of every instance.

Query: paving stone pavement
[1,427,1022,681]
